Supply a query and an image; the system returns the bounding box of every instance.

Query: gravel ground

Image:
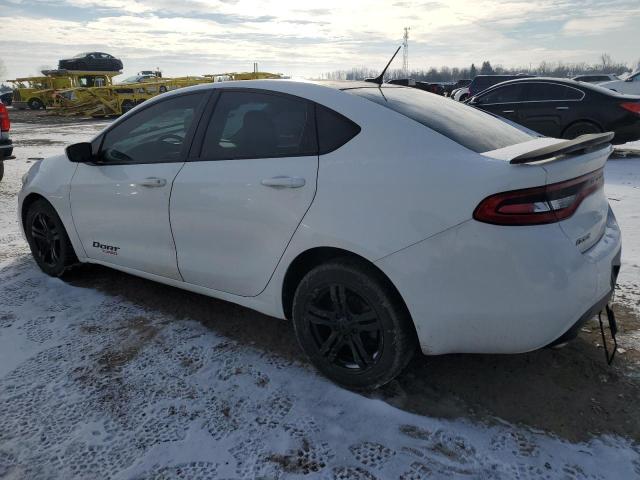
[1,110,639,479]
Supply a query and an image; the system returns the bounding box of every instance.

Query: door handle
[261,176,306,188]
[556,106,569,111]
[139,177,167,187]
[502,110,515,113]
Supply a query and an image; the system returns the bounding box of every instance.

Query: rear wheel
[562,121,602,139]
[25,200,77,277]
[292,258,417,390]
[28,98,44,110]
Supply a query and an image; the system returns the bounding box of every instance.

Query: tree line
[322,55,639,83]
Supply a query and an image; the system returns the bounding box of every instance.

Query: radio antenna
[365,46,402,85]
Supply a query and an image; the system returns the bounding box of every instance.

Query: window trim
[95,90,211,166]
[189,88,321,162]
[478,81,586,106]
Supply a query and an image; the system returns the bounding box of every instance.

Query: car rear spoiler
[510,132,614,164]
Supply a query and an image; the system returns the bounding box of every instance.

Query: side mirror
[66,142,94,163]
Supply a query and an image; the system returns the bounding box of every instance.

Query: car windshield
[349,87,534,153]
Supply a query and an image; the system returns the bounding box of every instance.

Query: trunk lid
[483,135,613,252]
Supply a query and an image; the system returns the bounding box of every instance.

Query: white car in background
[572,74,619,84]
[452,86,470,101]
[599,70,640,95]
[19,80,622,388]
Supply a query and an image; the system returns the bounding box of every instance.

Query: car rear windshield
[349,87,534,153]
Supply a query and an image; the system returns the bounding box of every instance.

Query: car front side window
[480,85,524,104]
[99,93,205,164]
[200,90,317,160]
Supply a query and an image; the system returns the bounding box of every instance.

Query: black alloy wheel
[25,199,77,276]
[293,259,417,389]
[306,283,384,371]
[30,211,61,269]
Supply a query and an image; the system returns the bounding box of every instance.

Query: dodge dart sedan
[19,80,621,388]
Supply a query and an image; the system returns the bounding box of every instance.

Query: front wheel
[292,259,417,390]
[25,199,77,277]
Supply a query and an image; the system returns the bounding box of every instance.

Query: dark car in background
[388,78,445,95]
[467,74,534,97]
[468,77,640,143]
[58,52,123,72]
[0,86,13,106]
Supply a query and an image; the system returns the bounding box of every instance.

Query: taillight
[620,102,640,115]
[473,168,604,226]
[0,104,9,132]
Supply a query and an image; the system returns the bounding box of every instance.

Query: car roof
[477,76,638,98]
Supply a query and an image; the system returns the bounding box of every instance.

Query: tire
[292,258,417,390]
[121,100,135,114]
[24,199,77,277]
[28,98,44,110]
[562,121,602,140]
[0,161,3,182]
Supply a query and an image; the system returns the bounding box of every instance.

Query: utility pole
[402,27,410,77]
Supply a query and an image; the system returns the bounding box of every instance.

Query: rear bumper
[612,120,640,145]
[376,208,622,355]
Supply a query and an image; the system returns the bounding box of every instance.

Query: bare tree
[600,53,613,71]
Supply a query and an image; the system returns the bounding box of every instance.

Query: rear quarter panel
[253,83,548,314]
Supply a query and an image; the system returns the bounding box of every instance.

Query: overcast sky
[2,0,639,81]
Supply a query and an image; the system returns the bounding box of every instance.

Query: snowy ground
[1,115,639,479]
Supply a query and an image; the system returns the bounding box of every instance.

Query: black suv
[58,52,123,72]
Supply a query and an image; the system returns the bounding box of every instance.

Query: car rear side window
[349,87,533,153]
[523,83,583,101]
[316,105,361,154]
[201,91,317,160]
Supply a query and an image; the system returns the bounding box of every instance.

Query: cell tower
[402,27,410,76]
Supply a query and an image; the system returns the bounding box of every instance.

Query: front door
[70,92,207,279]
[475,83,524,124]
[171,89,319,296]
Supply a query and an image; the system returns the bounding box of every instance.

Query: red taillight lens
[0,104,9,132]
[620,102,640,115]
[473,168,604,226]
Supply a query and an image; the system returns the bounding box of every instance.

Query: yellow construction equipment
[53,71,284,117]
[9,70,118,110]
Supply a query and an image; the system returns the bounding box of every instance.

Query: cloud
[1,0,639,81]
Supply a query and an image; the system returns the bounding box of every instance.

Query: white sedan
[599,70,640,95]
[19,80,621,388]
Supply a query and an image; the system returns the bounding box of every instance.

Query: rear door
[70,92,207,279]
[516,82,584,136]
[170,89,319,296]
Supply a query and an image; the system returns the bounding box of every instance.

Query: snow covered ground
[1,120,639,479]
